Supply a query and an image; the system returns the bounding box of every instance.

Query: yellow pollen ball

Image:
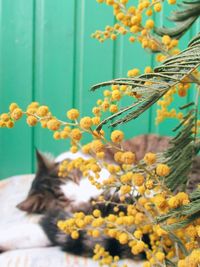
[9,103,18,112]
[168,0,176,4]
[112,90,121,101]
[145,19,154,29]
[11,108,23,120]
[80,116,93,129]
[146,9,152,16]
[111,130,124,143]
[155,252,165,261]
[144,152,156,165]
[6,120,14,128]
[154,3,162,12]
[162,35,171,45]
[27,116,38,126]
[67,109,79,120]
[1,113,10,122]
[71,128,82,141]
[119,233,129,244]
[132,173,144,186]
[127,68,139,77]
[71,231,79,239]
[91,140,104,152]
[109,104,118,113]
[121,152,135,164]
[93,209,101,217]
[156,164,170,176]
[47,119,61,131]
[53,131,61,140]
[37,106,49,117]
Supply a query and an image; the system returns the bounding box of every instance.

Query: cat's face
[17,150,81,214]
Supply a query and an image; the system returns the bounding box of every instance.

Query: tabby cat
[8,135,200,259]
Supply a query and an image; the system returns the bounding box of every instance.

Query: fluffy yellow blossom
[109,104,118,113]
[168,0,176,4]
[47,119,61,131]
[134,230,143,239]
[71,231,79,239]
[92,107,101,116]
[112,90,121,101]
[153,194,167,209]
[1,113,10,122]
[132,173,144,186]
[168,192,189,208]
[118,233,129,244]
[162,35,171,45]
[11,108,23,120]
[9,103,18,112]
[155,251,165,261]
[131,241,145,254]
[114,151,123,163]
[53,131,61,140]
[36,106,49,117]
[91,140,104,152]
[80,116,93,129]
[26,116,38,126]
[121,151,135,164]
[127,68,139,77]
[6,121,14,128]
[111,130,124,143]
[146,9,153,16]
[70,146,78,153]
[156,164,170,176]
[154,3,162,12]
[67,109,79,120]
[71,128,82,140]
[144,152,156,165]
[92,116,100,125]
[145,19,154,29]
[120,185,132,195]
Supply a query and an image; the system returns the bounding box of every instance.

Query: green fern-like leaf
[91,33,200,131]
[155,0,200,39]
[155,188,200,231]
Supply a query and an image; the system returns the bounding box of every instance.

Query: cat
[0,134,199,260]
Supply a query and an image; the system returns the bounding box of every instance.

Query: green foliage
[164,109,197,192]
[155,0,200,39]
[91,33,200,130]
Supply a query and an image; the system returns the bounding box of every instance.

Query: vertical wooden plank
[74,1,115,142]
[33,0,75,162]
[0,0,33,179]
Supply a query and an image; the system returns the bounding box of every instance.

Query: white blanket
[0,174,142,267]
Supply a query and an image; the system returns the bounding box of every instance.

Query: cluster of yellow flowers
[55,134,199,266]
[178,249,200,267]
[57,158,200,266]
[92,0,178,62]
[92,0,200,130]
[156,72,200,131]
[0,1,199,266]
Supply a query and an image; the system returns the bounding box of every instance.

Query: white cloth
[0,174,142,267]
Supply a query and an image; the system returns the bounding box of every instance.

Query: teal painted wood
[33,0,76,166]
[0,1,199,179]
[0,0,34,179]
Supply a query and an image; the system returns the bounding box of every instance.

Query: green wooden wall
[0,1,199,179]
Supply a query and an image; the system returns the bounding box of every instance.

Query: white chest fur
[56,151,110,204]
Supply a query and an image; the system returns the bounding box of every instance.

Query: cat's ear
[16,194,44,213]
[36,149,56,175]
